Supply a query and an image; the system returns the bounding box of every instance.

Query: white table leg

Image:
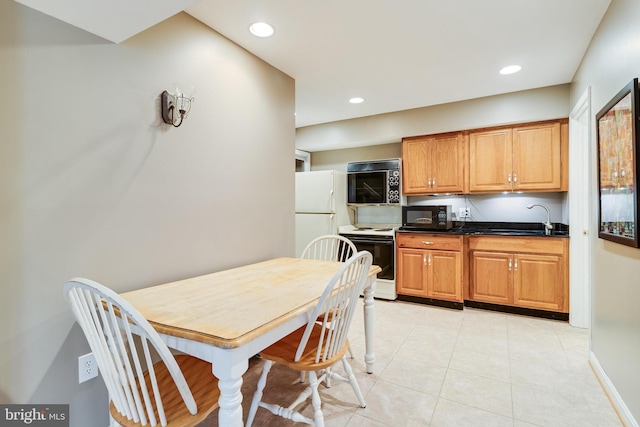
[212,348,249,426]
[362,277,376,373]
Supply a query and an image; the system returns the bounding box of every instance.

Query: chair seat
[260,324,349,372]
[110,355,219,427]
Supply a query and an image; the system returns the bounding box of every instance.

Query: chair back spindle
[64,278,197,427]
[301,235,357,262]
[295,251,372,364]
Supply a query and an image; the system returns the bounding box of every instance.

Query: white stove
[338,224,399,300]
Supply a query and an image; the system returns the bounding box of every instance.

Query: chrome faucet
[527,204,553,235]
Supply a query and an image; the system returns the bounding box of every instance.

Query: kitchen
[296,118,570,313]
[3,1,639,426]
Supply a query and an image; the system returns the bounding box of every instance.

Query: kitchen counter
[398,221,569,237]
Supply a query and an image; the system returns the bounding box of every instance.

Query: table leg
[212,349,249,426]
[362,277,376,373]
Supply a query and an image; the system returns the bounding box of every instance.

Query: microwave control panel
[387,170,401,203]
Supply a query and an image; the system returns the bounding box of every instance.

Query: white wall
[570,0,640,423]
[306,92,571,227]
[296,85,570,152]
[0,3,295,426]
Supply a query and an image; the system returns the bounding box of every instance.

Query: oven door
[341,234,394,281]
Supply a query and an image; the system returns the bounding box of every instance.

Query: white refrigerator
[295,170,351,257]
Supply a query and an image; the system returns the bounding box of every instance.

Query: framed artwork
[596,78,640,247]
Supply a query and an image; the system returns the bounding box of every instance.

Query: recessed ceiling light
[349,97,364,104]
[499,65,522,75]
[249,22,274,38]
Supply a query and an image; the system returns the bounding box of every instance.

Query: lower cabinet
[396,234,464,302]
[468,236,568,313]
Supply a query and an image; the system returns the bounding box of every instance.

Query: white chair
[246,251,373,427]
[63,278,219,427]
[300,234,358,380]
[301,234,357,263]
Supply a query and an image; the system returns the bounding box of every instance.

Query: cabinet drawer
[468,235,567,255]
[396,233,463,251]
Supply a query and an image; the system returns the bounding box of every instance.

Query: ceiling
[15,0,200,44]
[186,0,612,128]
[16,0,611,128]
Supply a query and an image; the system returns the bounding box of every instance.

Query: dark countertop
[398,221,570,237]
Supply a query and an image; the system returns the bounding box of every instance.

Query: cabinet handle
[422,241,434,245]
[508,259,512,270]
[513,173,518,184]
[428,178,432,187]
[514,259,518,271]
[432,178,436,187]
[428,254,432,266]
[508,174,512,183]
[423,253,427,265]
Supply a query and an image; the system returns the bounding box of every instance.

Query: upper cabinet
[468,119,568,193]
[401,119,568,196]
[402,132,465,195]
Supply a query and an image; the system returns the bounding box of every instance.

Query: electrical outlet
[78,352,99,383]
[458,207,471,218]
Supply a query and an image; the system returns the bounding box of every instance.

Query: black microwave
[347,159,401,205]
[402,205,452,230]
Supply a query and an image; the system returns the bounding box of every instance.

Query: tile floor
[223,300,622,426]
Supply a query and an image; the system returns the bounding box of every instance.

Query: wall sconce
[160,88,194,127]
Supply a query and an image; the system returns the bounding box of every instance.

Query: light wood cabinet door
[468,236,569,313]
[431,133,464,193]
[396,248,428,297]
[469,128,512,192]
[396,233,464,302]
[469,120,566,193]
[428,250,462,301]
[469,251,513,305]
[512,122,561,191]
[402,138,430,194]
[402,133,464,195]
[513,253,566,311]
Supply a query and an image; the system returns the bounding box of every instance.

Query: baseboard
[463,300,569,321]
[589,351,638,427]
[396,294,463,310]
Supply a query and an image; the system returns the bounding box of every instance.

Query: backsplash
[354,206,402,226]
[407,192,567,224]
[351,192,567,226]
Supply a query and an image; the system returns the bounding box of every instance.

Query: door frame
[568,87,592,328]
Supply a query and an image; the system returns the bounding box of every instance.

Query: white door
[295,213,336,257]
[295,171,335,214]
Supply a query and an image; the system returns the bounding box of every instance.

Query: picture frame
[596,78,640,248]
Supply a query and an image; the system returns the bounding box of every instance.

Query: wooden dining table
[120,257,381,426]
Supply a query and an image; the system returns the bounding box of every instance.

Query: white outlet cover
[78,352,99,383]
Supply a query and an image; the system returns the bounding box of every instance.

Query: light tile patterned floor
[230,300,622,426]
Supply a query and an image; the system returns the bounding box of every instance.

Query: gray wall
[571,0,640,421]
[0,3,295,426]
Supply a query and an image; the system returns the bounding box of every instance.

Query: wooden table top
[121,257,381,349]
